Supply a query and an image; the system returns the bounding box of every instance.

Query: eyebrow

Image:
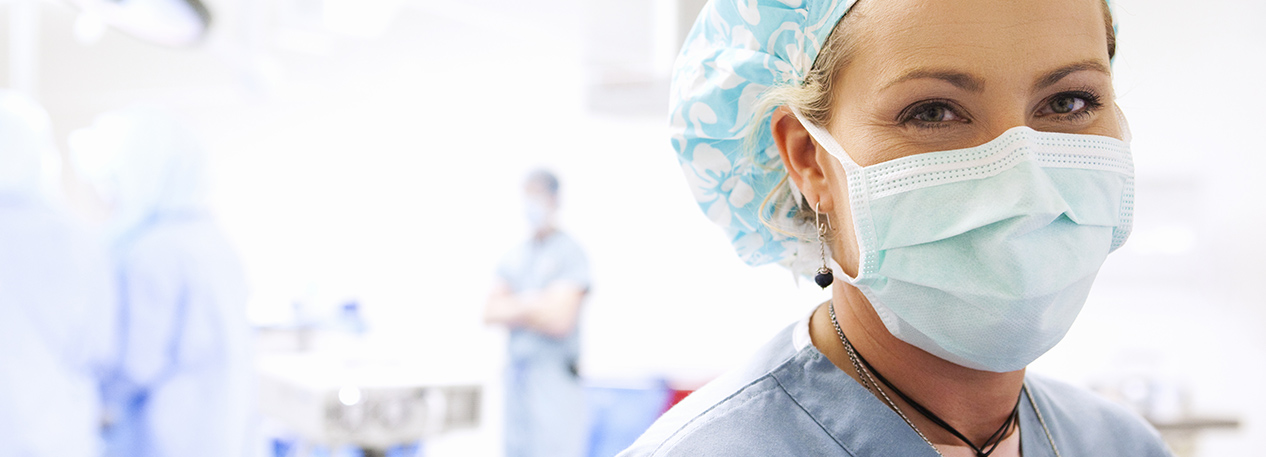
[1032,59,1111,91]
[884,69,985,93]
[882,59,1112,94]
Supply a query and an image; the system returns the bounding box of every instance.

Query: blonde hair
[745,5,866,240]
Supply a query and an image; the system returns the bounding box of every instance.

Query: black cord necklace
[829,303,1022,457]
[853,350,1022,457]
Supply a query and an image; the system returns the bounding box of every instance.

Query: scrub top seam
[770,363,857,456]
[648,375,780,456]
[647,346,804,456]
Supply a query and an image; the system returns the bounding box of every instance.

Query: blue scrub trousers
[505,356,586,457]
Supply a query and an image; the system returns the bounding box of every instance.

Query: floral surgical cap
[669,0,1115,275]
[670,0,859,275]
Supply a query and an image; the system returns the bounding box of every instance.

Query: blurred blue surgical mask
[524,198,550,231]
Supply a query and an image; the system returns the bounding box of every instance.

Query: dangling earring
[814,202,834,289]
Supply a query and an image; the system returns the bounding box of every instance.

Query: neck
[533,226,556,241]
[809,284,1025,447]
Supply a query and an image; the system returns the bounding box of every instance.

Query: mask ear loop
[790,108,863,172]
[815,202,834,289]
[793,107,874,283]
[1114,103,1132,144]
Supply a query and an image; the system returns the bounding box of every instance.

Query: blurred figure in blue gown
[484,169,591,457]
[0,90,118,457]
[70,106,253,457]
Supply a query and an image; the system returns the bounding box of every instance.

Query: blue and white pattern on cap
[670,0,858,274]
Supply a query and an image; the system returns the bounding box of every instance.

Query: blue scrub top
[102,212,252,457]
[496,231,591,457]
[496,231,591,363]
[0,198,117,457]
[620,312,1174,456]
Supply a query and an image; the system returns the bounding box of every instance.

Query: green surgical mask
[797,110,1133,372]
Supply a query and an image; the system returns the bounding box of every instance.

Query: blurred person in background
[0,90,117,457]
[484,169,591,457]
[69,107,253,457]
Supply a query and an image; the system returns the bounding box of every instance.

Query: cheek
[829,113,962,166]
[1035,106,1124,139]
[1100,104,1128,141]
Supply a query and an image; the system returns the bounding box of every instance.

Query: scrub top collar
[782,310,1058,457]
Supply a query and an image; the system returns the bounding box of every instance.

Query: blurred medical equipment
[71,107,253,457]
[257,353,481,456]
[0,89,118,457]
[254,299,482,457]
[68,0,211,46]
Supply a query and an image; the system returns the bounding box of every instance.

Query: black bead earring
[814,202,834,289]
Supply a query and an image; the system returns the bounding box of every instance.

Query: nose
[978,106,1030,146]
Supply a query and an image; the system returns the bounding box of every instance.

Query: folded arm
[484,281,586,338]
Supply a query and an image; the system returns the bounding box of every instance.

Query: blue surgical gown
[102,212,252,457]
[620,312,1175,456]
[0,198,117,457]
[496,231,591,457]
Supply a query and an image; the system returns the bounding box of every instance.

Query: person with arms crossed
[486,169,591,457]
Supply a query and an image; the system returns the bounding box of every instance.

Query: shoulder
[548,231,588,258]
[1026,374,1173,456]
[0,204,76,243]
[497,237,530,261]
[620,324,843,457]
[0,205,107,269]
[0,205,114,315]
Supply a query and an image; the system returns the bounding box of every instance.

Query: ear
[771,107,833,212]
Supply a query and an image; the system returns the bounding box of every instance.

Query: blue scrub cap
[670,0,1116,275]
[670,0,859,274]
[69,106,210,244]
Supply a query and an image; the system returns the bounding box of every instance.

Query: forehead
[845,0,1110,85]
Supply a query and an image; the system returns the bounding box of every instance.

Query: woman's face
[822,0,1121,275]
